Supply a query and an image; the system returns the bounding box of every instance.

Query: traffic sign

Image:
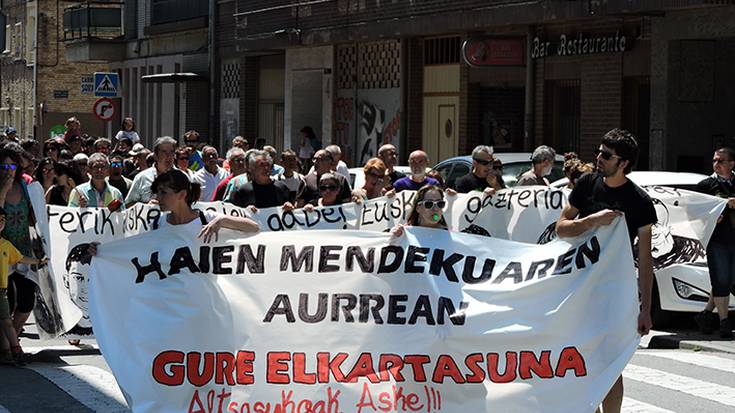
[94,72,119,97]
[93,97,116,121]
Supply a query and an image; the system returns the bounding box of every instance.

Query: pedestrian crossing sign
[94,72,119,97]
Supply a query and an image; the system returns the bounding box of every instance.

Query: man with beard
[125,136,177,206]
[556,128,656,413]
[392,150,437,192]
[517,145,556,186]
[106,153,133,199]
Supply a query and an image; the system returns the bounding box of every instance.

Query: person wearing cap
[125,136,176,207]
[73,153,90,184]
[68,153,125,211]
[4,128,17,143]
[127,144,151,180]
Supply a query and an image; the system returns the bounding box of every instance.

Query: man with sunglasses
[693,147,735,339]
[454,145,498,195]
[517,145,556,186]
[107,154,133,199]
[556,128,656,413]
[393,150,438,193]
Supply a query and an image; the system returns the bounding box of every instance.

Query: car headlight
[672,278,709,302]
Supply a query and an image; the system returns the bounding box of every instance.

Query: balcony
[63,1,125,62]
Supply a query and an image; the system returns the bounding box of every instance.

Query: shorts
[707,242,735,297]
[0,290,10,320]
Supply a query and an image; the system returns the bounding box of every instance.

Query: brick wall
[579,54,623,160]
[405,38,423,153]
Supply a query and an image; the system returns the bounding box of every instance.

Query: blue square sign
[94,72,119,97]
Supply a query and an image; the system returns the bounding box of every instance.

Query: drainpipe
[208,0,217,148]
[523,25,535,151]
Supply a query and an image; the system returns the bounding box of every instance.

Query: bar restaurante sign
[531,31,627,59]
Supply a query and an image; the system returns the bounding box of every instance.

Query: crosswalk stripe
[622,397,676,413]
[27,364,129,412]
[637,350,735,374]
[624,363,735,407]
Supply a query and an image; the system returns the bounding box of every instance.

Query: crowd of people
[0,117,733,413]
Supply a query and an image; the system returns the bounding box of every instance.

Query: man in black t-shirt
[227,150,293,211]
[693,147,735,338]
[454,145,497,195]
[556,129,656,413]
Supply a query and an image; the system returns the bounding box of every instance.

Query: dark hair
[601,128,639,174]
[109,153,124,162]
[300,126,316,140]
[121,117,136,131]
[54,160,84,186]
[34,157,57,183]
[715,147,735,162]
[20,138,37,152]
[0,144,24,183]
[151,169,201,207]
[406,185,448,228]
[0,206,5,217]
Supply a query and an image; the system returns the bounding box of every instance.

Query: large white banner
[41,186,726,339]
[90,219,639,413]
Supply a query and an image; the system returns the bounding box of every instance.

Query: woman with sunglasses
[34,158,57,194]
[304,173,346,210]
[175,147,194,178]
[354,158,392,202]
[391,185,448,237]
[43,139,61,162]
[45,161,83,206]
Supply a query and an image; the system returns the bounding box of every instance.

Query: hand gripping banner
[89,218,639,412]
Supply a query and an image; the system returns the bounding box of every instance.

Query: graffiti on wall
[358,101,400,165]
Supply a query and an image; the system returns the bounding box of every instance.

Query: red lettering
[267,352,291,384]
[187,352,215,387]
[464,353,485,383]
[403,355,430,382]
[217,388,232,413]
[555,346,588,377]
[378,354,405,382]
[293,353,317,384]
[431,355,465,383]
[345,353,380,383]
[152,350,185,386]
[188,389,206,413]
[355,382,376,413]
[519,350,554,380]
[216,352,236,385]
[236,351,255,385]
[487,352,517,383]
[317,352,349,383]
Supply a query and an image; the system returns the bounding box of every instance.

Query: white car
[557,171,732,326]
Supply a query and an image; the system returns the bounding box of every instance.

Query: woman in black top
[45,161,83,206]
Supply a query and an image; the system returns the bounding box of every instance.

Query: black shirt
[569,173,657,243]
[454,173,489,193]
[230,180,291,209]
[695,175,735,244]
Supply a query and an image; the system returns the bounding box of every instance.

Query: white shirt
[114,130,141,143]
[125,167,159,204]
[307,160,350,179]
[192,166,229,201]
[156,209,221,238]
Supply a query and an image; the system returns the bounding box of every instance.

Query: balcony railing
[151,0,208,25]
[63,1,124,41]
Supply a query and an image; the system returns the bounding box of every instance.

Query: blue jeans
[707,242,735,297]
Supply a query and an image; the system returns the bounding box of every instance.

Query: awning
[140,72,207,83]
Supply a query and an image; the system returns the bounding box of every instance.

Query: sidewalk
[647,330,735,354]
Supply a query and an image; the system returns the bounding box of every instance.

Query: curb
[23,345,101,362]
[648,335,735,354]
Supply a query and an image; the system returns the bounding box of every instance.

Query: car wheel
[651,281,672,329]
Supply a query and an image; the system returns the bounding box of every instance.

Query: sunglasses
[594,148,622,161]
[0,163,17,171]
[713,158,733,164]
[473,157,494,166]
[366,171,385,180]
[319,185,339,192]
[111,161,124,168]
[420,200,446,209]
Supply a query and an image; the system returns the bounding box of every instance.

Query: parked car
[432,153,566,189]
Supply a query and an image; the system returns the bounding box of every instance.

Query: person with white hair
[454,145,499,195]
[307,144,350,179]
[516,145,556,186]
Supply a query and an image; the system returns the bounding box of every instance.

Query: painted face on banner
[650,198,674,258]
[64,244,94,328]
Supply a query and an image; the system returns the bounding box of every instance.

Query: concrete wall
[284,46,333,150]
[651,7,735,171]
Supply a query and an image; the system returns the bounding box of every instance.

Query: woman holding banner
[392,185,449,237]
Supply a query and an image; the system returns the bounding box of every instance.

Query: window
[3,24,11,54]
[26,2,36,65]
[543,79,581,153]
[13,22,23,59]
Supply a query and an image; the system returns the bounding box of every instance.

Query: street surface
[1,320,734,412]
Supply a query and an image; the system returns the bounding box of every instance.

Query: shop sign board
[531,31,627,59]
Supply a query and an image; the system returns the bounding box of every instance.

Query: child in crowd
[0,206,47,365]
